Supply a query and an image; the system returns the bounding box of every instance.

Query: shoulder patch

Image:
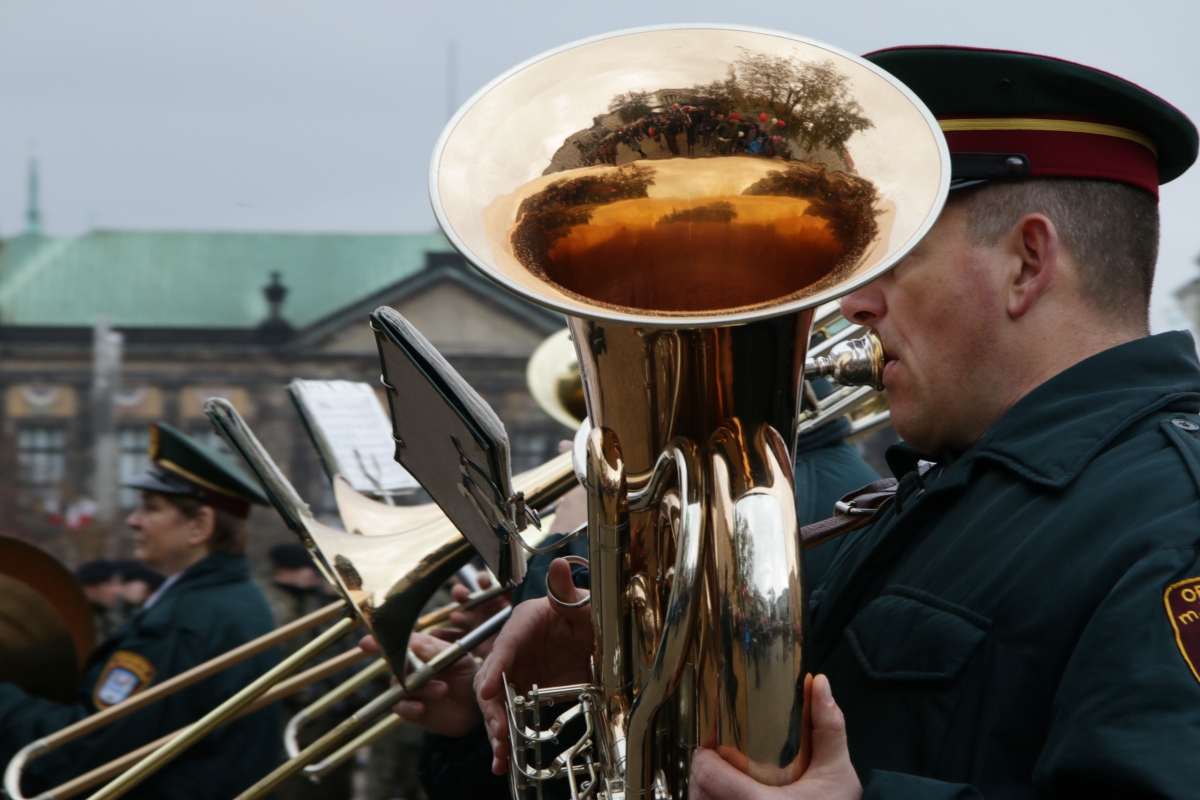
[1164,577,1200,685]
[94,650,156,708]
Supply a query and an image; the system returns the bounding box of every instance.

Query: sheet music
[371,307,525,584]
[289,380,420,495]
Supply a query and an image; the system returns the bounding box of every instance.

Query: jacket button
[1172,418,1200,431]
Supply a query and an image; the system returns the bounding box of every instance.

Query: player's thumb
[809,674,852,774]
[688,747,761,800]
[546,557,588,611]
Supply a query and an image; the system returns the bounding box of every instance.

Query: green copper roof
[0,230,455,328]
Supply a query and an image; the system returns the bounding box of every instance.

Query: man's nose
[840,282,885,326]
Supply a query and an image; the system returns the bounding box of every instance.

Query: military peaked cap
[123,422,268,519]
[864,46,1198,196]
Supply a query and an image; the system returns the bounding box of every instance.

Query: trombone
[3,423,576,800]
[1,579,518,800]
[801,301,891,439]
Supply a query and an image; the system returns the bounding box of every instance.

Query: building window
[119,428,152,509]
[17,427,66,494]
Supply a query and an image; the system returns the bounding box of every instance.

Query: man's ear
[188,506,217,548]
[1007,213,1061,319]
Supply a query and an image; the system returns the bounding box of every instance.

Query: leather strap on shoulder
[801,478,898,551]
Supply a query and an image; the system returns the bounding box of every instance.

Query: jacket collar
[886,331,1200,490]
[162,551,250,596]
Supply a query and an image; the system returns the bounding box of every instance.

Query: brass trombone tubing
[410,582,511,634]
[797,384,878,436]
[283,659,391,764]
[283,582,511,766]
[3,599,348,800]
[26,648,370,800]
[235,606,513,800]
[305,713,402,782]
[87,615,361,800]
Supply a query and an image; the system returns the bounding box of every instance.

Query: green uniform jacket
[0,551,282,799]
[811,331,1200,799]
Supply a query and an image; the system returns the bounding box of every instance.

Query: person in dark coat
[472,46,1200,800]
[114,559,166,615]
[76,559,125,644]
[0,422,282,799]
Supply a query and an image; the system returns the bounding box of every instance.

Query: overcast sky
[2,0,1197,331]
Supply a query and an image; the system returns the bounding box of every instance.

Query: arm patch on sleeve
[94,650,156,708]
[1164,577,1200,685]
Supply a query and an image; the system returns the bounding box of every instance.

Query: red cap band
[940,115,1159,197]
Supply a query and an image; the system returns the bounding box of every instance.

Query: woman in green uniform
[0,423,282,799]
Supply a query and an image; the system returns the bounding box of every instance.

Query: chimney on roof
[257,271,293,343]
[24,159,42,236]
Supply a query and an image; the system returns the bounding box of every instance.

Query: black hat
[123,422,268,519]
[864,46,1198,196]
[269,543,316,570]
[115,559,165,591]
[76,559,119,586]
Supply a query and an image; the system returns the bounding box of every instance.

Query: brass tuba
[432,25,948,799]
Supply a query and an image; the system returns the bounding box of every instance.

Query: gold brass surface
[0,537,94,699]
[333,476,451,535]
[528,328,587,430]
[301,450,576,672]
[433,24,948,330]
[431,24,945,799]
[0,575,79,706]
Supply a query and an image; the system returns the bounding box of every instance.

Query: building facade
[0,225,570,567]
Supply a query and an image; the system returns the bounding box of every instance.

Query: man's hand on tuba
[688,675,862,800]
[474,557,594,776]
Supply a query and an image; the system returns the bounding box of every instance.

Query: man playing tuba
[475,45,1200,800]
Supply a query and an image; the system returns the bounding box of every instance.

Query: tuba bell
[432,24,948,800]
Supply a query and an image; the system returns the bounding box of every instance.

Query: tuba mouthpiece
[804,330,885,391]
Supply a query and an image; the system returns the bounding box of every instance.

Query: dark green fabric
[153,422,268,505]
[0,552,282,799]
[418,424,879,800]
[863,771,984,800]
[812,331,1200,799]
[864,47,1198,184]
[795,417,882,586]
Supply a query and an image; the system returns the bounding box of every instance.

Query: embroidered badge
[94,650,156,708]
[1164,577,1200,684]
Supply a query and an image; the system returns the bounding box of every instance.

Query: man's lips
[880,346,898,385]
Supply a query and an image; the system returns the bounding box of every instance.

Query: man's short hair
[953,179,1159,329]
[165,493,248,555]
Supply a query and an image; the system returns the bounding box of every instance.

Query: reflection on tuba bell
[432,25,948,799]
